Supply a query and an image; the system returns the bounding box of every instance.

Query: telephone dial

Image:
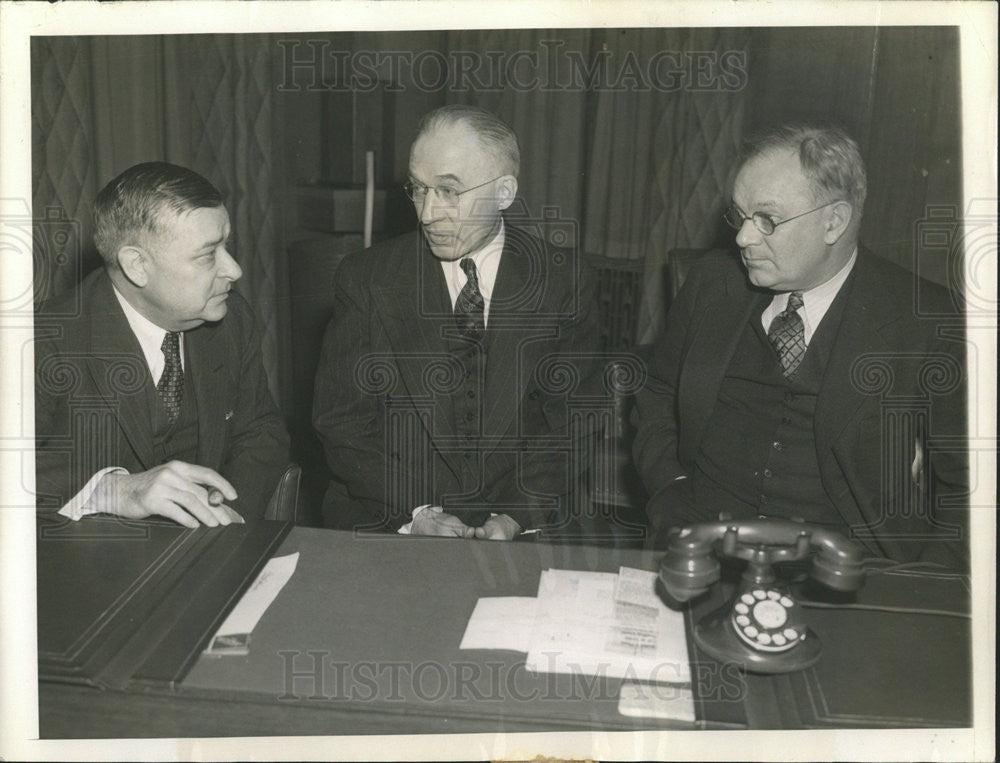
[658,518,866,674]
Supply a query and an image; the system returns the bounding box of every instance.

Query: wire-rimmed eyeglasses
[403,176,504,206]
[724,200,840,236]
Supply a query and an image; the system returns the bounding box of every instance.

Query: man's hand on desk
[473,514,522,541]
[409,507,475,537]
[90,461,244,528]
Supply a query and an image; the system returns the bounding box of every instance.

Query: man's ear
[117,245,150,288]
[822,201,854,245]
[496,176,518,211]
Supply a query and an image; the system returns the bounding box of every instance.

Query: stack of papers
[460,566,689,685]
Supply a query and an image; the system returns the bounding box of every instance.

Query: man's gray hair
[415,104,520,179]
[741,123,867,217]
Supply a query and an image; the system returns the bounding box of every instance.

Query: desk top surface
[38,522,973,735]
[181,527,690,731]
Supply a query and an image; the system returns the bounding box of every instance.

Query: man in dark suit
[633,124,967,568]
[314,105,601,539]
[35,162,289,526]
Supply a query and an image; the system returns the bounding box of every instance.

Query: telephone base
[693,604,822,674]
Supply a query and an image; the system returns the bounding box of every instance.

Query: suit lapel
[679,265,765,462]
[85,272,156,470]
[187,320,228,469]
[374,233,464,472]
[482,232,540,442]
[374,231,453,394]
[814,254,897,455]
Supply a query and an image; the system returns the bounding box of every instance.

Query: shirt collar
[111,281,184,380]
[441,217,505,304]
[765,247,858,342]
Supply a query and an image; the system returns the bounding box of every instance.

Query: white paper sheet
[617,681,696,723]
[204,552,299,655]
[458,596,537,652]
[525,566,689,683]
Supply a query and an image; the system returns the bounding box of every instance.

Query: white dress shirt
[399,221,506,533]
[761,248,858,343]
[58,285,185,520]
[438,220,505,326]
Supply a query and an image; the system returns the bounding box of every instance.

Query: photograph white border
[1,2,995,761]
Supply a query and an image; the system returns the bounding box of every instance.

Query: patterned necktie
[158,331,183,423]
[768,291,806,377]
[454,258,485,340]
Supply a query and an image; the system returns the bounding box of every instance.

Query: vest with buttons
[439,328,490,525]
[692,272,855,529]
[147,355,199,466]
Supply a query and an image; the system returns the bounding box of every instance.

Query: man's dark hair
[93,162,223,269]
[740,123,867,218]
[414,104,520,178]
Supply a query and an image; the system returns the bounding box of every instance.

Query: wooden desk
[38,525,971,737]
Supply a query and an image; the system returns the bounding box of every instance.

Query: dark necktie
[454,258,485,340]
[158,331,183,423]
[768,291,806,377]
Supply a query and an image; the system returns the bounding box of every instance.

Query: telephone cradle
[658,518,866,674]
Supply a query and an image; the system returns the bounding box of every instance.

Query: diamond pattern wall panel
[31,38,100,303]
[638,29,747,344]
[187,36,283,401]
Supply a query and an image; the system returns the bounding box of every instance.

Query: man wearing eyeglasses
[313,105,601,540]
[633,123,967,568]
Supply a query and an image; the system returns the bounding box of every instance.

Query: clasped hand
[90,460,244,528]
[409,507,521,540]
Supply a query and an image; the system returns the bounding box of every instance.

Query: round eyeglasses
[403,176,504,206]
[724,200,840,236]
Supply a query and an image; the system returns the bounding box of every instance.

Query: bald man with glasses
[313,105,601,539]
[633,123,968,569]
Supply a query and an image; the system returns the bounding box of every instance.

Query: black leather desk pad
[37,515,290,689]
[782,568,971,727]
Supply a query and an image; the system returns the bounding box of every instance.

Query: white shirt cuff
[57,467,128,520]
[397,504,436,535]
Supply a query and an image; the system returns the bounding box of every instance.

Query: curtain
[31,36,290,407]
[434,29,747,344]
[583,29,747,343]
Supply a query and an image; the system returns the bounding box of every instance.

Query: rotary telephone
[658,518,866,674]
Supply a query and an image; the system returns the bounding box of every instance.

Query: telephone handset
[658,518,865,674]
